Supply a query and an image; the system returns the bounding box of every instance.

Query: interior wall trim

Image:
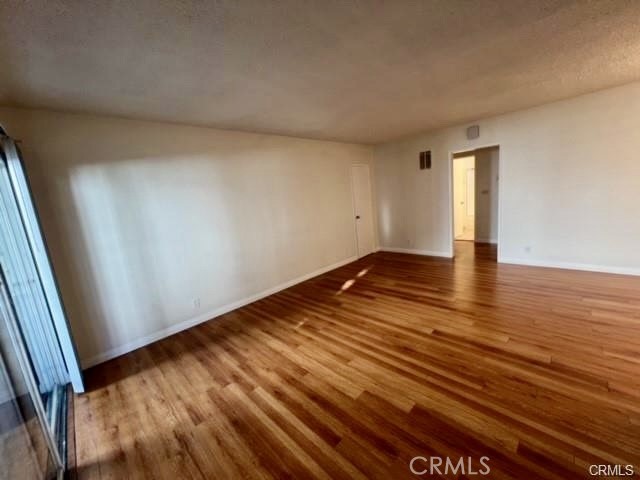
[474,238,498,244]
[378,247,454,258]
[499,257,640,277]
[81,255,358,368]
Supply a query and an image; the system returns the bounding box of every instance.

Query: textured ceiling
[2,0,640,144]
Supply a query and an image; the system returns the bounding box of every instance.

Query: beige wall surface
[374,81,640,274]
[0,108,375,366]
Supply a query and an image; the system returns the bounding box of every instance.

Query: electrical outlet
[193,297,201,309]
[524,246,532,253]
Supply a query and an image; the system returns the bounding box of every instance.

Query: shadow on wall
[10,117,362,366]
[58,151,311,364]
[64,157,238,362]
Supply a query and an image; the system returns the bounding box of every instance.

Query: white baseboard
[379,247,453,258]
[81,255,358,368]
[499,257,640,277]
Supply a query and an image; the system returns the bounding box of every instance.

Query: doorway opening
[453,154,475,241]
[451,146,500,257]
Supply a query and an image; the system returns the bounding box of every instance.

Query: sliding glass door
[1,270,62,480]
[0,129,83,478]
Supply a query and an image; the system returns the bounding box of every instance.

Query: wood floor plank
[74,242,640,479]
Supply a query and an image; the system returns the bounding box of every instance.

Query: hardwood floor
[74,242,640,479]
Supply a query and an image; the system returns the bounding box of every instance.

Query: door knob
[356,215,361,219]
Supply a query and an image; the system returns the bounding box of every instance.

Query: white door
[351,164,375,257]
[453,156,475,241]
[465,167,476,237]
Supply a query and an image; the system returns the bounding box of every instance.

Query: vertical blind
[0,133,83,393]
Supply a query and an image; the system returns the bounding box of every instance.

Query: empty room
[1,1,640,479]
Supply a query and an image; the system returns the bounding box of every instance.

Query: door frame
[350,163,375,258]
[2,136,85,393]
[448,144,502,259]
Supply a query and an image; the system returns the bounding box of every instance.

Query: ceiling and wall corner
[2,0,640,144]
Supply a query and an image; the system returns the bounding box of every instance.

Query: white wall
[0,107,375,366]
[374,81,640,275]
[474,147,499,244]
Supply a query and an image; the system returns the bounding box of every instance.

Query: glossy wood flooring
[74,242,640,479]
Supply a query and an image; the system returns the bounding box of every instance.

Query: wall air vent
[419,150,431,170]
[466,125,480,140]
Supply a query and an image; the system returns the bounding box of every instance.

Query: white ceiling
[2,0,640,144]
